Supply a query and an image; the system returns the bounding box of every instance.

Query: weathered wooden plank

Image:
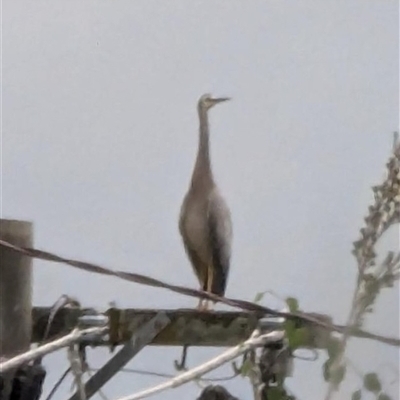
[32,306,333,348]
[32,307,278,347]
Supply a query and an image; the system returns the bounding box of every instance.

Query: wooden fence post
[0,219,33,397]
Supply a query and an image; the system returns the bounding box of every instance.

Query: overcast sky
[2,1,399,399]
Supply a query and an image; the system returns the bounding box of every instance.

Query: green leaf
[331,364,346,385]
[240,358,252,377]
[286,297,299,312]
[323,360,346,385]
[327,337,341,359]
[253,291,265,303]
[323,359,332,382]
[288,327,309,349]
[284,320,296,348]
[267,387,285,400]
[377,393,392,400]
[363,372,381,393]
[351,389,362,400]
[283,320,296,336]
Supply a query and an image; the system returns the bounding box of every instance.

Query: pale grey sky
[2,1,399,399]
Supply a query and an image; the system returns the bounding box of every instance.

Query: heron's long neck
[191,107,214,188]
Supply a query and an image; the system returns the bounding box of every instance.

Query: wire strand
[0,240,399,346]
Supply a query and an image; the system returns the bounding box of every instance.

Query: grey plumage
[179,93,232,310]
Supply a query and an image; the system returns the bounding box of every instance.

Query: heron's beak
[212,97,231,105]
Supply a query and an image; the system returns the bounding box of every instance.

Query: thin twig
[41,295,80,345]
[246,350,263,400]
[44,367,71,400]
[68,344,87,400]
[35,295,81,367]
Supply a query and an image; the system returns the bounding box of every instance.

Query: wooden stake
[0,219,33,397]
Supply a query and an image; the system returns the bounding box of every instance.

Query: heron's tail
[203,266,228,298]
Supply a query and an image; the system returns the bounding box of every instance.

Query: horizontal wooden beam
[32,307,331,348]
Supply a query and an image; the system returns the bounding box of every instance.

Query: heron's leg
[197,284,204,310]
[203,264,214,311]
[196,297,204,310]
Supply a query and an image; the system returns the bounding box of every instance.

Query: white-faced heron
[179,93,233,311]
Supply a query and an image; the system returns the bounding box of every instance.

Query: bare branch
[325,139,400,399]
[0,327,107,374]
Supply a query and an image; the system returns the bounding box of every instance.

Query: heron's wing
[178,194,208,287]
[180,233,208,287]
[206,188,233,295]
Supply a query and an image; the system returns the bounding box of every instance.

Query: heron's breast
[181,200,210,258]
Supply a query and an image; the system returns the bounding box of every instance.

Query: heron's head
[198,93,230,112]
